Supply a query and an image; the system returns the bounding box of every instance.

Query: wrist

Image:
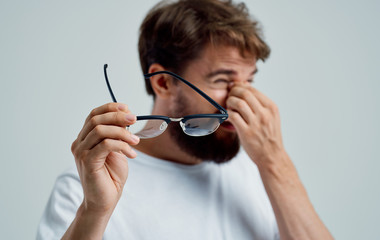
[78,201,114,221]
[62,203,113,240]
[256,150,299,183]
[254,148,288,170]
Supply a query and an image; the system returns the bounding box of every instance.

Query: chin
[169,125,241,164]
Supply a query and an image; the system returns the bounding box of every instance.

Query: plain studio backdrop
[0,0,379,239]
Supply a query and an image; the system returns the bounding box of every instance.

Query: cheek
[209,89,229,106]
[179,88,229,114]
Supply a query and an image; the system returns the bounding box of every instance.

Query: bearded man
[37,0,333,239]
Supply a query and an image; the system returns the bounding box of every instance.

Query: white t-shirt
[37,149,279,239]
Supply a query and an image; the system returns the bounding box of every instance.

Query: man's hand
[63,102,139,239]
[226,83,333,239]
[226,83,284,167]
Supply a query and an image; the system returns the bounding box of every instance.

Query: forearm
[257,151,333,240]
[62,203,113,240]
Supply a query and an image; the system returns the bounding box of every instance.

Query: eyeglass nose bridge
[169,117,184,122]
[169,117,187,132]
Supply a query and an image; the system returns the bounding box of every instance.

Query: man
[37,0,333,239]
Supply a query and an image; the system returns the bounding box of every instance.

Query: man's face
[167,44,257,163]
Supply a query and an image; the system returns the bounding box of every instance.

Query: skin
[64,44,333,239]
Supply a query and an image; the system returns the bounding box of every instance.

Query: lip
[220,121,236,131]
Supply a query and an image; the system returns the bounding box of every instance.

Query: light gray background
[0,0,379,239]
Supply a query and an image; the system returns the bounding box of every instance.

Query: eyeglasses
[103,64,228,139]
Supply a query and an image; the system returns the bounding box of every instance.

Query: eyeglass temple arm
[104,65,227,115]
[144,71,227,115]
[104,64,118,103]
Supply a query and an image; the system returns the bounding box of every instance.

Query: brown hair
[138,0,270,97]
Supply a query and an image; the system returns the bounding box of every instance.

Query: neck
[133,131,202,165]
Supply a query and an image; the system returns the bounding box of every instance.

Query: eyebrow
[206,68,258,78]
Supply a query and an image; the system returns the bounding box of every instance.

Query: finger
[226,96,257,124]
[227,109,248,131]
[78,103,130,141]
[104,151,129,184]
[89,138,137,161]
[81,125,139,150]
[79,111,137,141]
[84,103,130,125]
[250,87,274,109]
[229,85,264,115]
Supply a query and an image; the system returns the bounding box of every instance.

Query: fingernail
[130,148,137,158]
[131,134,140,143]
[126,114,136,122]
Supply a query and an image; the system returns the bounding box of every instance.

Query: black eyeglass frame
[103,64,228,135]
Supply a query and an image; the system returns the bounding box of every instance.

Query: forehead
[182,44,257,77]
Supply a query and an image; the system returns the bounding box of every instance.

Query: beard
[167,92,240,164]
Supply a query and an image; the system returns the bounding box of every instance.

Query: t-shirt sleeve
[36,167,83,240]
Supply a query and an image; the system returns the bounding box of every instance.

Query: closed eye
[211,79,230,89]
[214,79,229,84]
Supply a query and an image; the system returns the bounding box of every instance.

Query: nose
[228,75,251,88]
[223,78,250,107]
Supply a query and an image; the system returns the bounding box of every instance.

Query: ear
[148,63,175,99]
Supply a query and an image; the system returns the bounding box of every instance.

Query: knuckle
[236,100,246,109]
[89,116,98,128]
[89,108,97,119]
[241,90,251,99]
[71,141,87,162]
[102,138,112,148]
[120,104,129,112]
[93,125,103,137]
[71,140,77,154]
[228,111,238,121]
[261,114,270,125]
[114,111,122,123]
[271,103,279,113]
[106,102,117,112]
[105,103,112,113]
[226,97,233,107]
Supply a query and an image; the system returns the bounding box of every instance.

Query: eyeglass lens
[181,118,220,137]
[128,118,220,139]
[128,119,168,139]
